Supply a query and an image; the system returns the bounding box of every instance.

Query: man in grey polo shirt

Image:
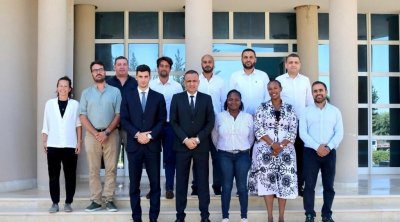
[80,60,122,212]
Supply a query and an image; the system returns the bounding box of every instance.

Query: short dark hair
[312,81,327,90]
[114,56,128,65]
[267,79,282,89]
[224,89,244,111]
[184,69,199,79]
[241,48,256,58]
[136,64,151,75]
[90,60,104,71]
[57,76,73,98]
[285,53,300,62]
[157,56,173,68]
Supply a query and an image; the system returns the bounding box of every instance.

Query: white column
[0,0,37,192]
[37,0,70,189]
[74,4,96,177]
[329,0,358,185]
[185,0,213,72]
[295,5,319,83]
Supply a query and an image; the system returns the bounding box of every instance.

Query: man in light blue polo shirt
[300,81,343,222]
[80,60,122,212]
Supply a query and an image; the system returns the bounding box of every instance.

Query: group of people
[41,48,343,222]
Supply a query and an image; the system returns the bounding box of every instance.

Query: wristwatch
[147,134,152,140]
[105,130,111,137]
[325,145,332,151]
[279,144,284,148]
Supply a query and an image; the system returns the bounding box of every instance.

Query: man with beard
[106,56,138,174]
[276,53,313,196]
[191,54,225,196]
[80,60,122,212]
[149,56,183,199]
[300,81,343,222]
[229,48,270,116]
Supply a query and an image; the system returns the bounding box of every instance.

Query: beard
[314,96,326,104]
[202,65,214,73]
[158,70,169,78]
[93,74,105,83]
[242,62,255,69]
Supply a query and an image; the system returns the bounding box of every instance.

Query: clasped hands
[137,131,152,144]
[316,144,330,157]
[271,142,283,157]
[95,131,108,144]
[184,137,199,150]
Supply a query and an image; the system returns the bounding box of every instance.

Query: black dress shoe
[146,191,151,199]
[191,188,198,196]
[212,186,221,195]
[149,219,157,222]
[175,219,185,222]
[200,219,211,222]
[166,190,174,199]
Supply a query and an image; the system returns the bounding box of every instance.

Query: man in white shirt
[194,54,225,195]
[229,48,270,116]
[276,53,313,196]
[149,56,183,199]
[300,81,343,222]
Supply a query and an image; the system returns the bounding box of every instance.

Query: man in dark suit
[170,70,215,222]
[120,64,166,222]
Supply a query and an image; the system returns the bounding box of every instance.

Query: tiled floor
[1,174,400,198]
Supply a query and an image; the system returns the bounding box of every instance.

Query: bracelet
[279,144,284,148]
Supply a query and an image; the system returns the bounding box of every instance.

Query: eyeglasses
[91,68,105,73]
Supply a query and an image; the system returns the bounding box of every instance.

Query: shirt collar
[187,91,198,97]
[156,77,173,85]
[138,87,150,94]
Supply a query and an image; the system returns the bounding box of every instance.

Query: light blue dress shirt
[299,102,343,150]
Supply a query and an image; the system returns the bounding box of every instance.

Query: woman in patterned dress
[248,80,298,222]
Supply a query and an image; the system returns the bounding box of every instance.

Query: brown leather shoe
[166,190,174,199]
[146,191,150,199]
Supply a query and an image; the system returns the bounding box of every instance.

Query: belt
[95,128,107,132]
[219,149,250,154]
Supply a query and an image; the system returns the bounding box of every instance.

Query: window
[163,12,185,39]
[95,44,124,71]
[129,12,158,39]
[95,12,124,39]
[371,14,399,40]
[213,12,229,39]
[234,12,265,39]
[269,13,296,39]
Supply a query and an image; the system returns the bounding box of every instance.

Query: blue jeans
[218,150,251,219]
[303,148,336,218]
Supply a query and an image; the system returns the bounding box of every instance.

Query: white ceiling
[73,0,400,13]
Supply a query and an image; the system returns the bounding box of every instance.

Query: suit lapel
[132,89,143,113]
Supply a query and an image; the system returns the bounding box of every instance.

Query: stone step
[2,195,400,210]
[1,208,400,222]
[1,195,400,222]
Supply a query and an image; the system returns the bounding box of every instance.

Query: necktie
[141,92,146,111]
[190,95,195,112]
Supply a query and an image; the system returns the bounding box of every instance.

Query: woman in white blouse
[212,89,254,222]
[41,76,82,213]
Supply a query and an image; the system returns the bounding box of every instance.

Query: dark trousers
[162,123,176,191]
[127,148,161,221]
[218,150,251,219]
[192,137,221,190]
[176,151,210,220]
[295,128,305,190]
[303,148,336,218]
[47,147,77,204]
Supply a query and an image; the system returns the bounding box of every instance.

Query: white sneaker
[222,219,229,222]
[241,218,248,222]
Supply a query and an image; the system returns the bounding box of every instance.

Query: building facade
[0,0,399,192]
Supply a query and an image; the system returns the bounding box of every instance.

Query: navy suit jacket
[170,91,215,153]
[120,87,166,153]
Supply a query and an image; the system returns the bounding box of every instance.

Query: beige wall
[0,0,38,190]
